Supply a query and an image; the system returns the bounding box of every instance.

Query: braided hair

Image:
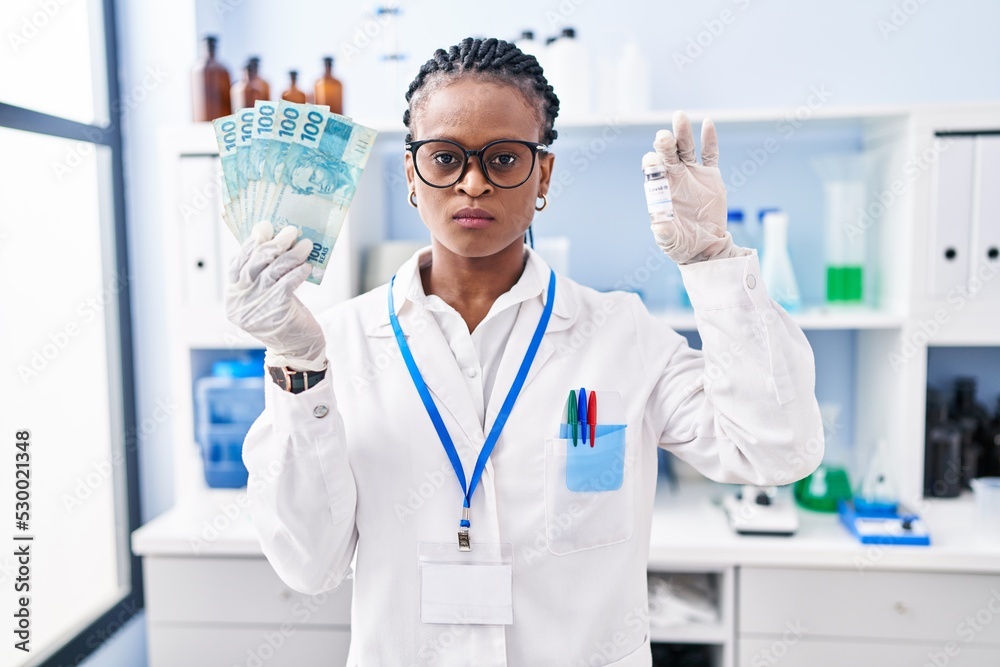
[403,36,560,146]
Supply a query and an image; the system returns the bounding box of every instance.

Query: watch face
[267,366,288,389]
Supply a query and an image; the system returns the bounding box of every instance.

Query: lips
[452,207,495,229]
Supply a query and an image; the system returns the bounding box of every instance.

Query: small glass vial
[642,152,673,224]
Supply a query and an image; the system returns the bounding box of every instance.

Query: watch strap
[267,365,327,394]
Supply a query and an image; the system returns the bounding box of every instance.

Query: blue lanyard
[388,267,556,551]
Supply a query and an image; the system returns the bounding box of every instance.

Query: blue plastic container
[194,364,265,488]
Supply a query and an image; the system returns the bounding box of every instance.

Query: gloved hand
[225,221,327,372]
[644,110,741,265]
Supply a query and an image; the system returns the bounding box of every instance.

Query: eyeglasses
[405,138,547,189]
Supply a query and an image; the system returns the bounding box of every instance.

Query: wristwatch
[267,365,327,394]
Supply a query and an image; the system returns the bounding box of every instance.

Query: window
[0,0,142,664]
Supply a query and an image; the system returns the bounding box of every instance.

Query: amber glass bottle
[231,57,270,108]
[191,35,231,121]
[281,71,308,103]
[313,56,343,114]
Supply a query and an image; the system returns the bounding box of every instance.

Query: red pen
[588,391,597,447]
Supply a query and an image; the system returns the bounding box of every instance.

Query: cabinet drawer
[739,637,1000,667]
[145,556,352,625]
[739,567,1000,643]
[148,624,350,667]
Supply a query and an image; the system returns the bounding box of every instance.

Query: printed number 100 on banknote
[212,102,378,286]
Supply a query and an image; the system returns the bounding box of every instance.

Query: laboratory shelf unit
[149,102,1000,667]
[646,565,735,667]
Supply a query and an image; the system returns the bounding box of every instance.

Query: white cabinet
[738,566,1000,666]
[133,501,354,667]
[738,637,1000,667]
[740,567,1000,642]
[143,556,352,667]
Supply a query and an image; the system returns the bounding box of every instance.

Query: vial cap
[642,151,663,169]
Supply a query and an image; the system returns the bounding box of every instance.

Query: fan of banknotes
[212,101,377,285]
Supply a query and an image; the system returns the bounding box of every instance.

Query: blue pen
[578,387,587,445]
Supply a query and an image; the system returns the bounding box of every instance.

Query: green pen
[567,390,578,446]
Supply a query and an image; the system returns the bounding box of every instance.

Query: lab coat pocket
[543,426,634,555]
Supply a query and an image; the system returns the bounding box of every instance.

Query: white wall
[196,0,1000,124]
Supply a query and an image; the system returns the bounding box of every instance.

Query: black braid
[402,36,560,145]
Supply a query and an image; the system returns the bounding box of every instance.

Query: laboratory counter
[132,478,1000,572]
[131,480,1000,667]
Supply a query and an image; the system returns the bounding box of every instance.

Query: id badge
[418,542,513,625]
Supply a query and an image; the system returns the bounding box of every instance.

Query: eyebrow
[417,134,541,146]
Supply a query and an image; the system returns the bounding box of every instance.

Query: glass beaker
[811,153,869,304]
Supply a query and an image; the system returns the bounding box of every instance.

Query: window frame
[0,0,144,662]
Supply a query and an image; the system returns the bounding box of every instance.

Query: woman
[226,36,823,666]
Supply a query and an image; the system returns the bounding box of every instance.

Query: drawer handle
[278,589,292,601]
[894,601,908,614]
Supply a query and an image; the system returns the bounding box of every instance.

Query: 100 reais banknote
[212,102,377,285]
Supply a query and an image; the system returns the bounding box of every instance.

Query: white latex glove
[644,110,740,265]
[225,221,327,372]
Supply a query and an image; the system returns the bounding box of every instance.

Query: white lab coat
[242,245,824,667]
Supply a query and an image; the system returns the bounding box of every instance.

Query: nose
[454,155,493,198]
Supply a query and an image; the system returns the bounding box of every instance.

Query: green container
[794,465,853,512]
[826,265,864,303]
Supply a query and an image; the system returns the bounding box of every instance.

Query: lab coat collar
[363,243,577,446]
[365,244,577,337]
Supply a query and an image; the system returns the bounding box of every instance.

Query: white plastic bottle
[545,27,591,120]
[514,29,539,60]
[616,39,650,116]
[760,210,801,312]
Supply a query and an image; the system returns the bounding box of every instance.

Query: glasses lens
[414,141,466,187]
[482,141,535,187]
[413,141,536,188]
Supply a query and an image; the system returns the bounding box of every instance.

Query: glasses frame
[405,138,547,189]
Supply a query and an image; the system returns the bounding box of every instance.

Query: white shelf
[361,102,1000,136]
[653,306,905,331]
